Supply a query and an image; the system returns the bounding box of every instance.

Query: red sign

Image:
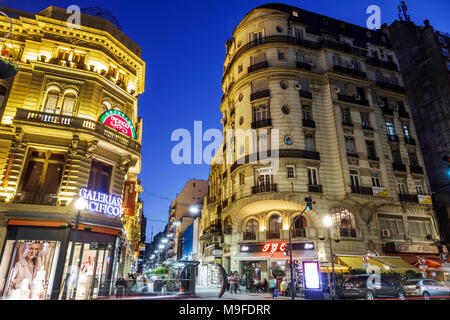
[362,255,369,263]
[122,181,136,216]
[441,253,449,262]
[99,110,136,139]
[262,242,287,254]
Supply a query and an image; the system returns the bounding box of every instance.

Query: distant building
[387,19,450,246]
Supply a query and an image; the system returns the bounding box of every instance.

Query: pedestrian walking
[268,277,276,298]
[234,272,241,293]
[229,273,237,294]
[280,278,287,296]
[115,273,127,298]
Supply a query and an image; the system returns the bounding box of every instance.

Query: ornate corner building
[198,4,446,284]
[0,6,145,299]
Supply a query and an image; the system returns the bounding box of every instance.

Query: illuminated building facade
[0,6,145,299]
[199,4,445,283]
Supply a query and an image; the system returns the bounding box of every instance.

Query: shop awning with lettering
[387,254,443,269]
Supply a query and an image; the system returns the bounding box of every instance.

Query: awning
[336,255,386,270]
[387,254,443,269]
[234,250,317,261]
[371,256,417,271]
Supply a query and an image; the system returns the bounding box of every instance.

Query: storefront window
[268,215,281,239]
[1,240,60,300]
[59,242,113,300]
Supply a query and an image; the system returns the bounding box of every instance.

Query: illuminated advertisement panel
[302,261,321,290]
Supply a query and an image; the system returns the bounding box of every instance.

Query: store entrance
[59,242,113,300]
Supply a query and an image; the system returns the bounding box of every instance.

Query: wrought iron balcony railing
[14,108,141,153]
[404,136,416,145]
[250,89,270,101]
[299,90,313,99]
[337,93,369,106]
[387,134,399,143]
[399,194,419,203]
[333,65,367,79]
[302,119,316,128]
[365,57,398,70]
[340,228,357,238]
[308,184,323,193]
[251,118,272,129]
[376,81,405,93]
[252,183,278,194]
[243,232,256,241]
[13,191,58,206]
[248,61,269,73]
[393,162,407,172]
[410,165,424,174]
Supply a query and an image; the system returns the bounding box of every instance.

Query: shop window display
[0,240,60,300]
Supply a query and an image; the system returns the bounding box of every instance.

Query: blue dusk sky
[3,0,450,240]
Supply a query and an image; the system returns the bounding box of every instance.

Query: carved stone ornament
[86,140,98,158]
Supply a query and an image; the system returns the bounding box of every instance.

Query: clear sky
[4,0,450,241]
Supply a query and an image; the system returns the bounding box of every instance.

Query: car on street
[339,274,406,300]
[402,279,450,300]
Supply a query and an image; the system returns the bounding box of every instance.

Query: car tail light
[416,286,421,290]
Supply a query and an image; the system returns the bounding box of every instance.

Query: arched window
[244,219,258,240]
[293,215,307,237]
[61,92,77,116]
[44,90,59,114]
[268,214,281,239]
[330,207,356,238]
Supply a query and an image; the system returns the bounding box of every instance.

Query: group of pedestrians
[115,273,149,297]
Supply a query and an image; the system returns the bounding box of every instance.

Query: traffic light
[283,243,290,256]
[305,196,314,210]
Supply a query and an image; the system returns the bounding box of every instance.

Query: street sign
[418,257,426,265]
[440,253,449,262]
[362,263,370,268]
[362,254,369,263]
[212,249,223,257]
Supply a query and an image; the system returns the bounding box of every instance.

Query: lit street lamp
[323,215,338,300]
[62,197,87,300]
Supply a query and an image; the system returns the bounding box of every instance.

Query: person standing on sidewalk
[229,273,237,294]
[234,272,241,293]
[268,277,276,298]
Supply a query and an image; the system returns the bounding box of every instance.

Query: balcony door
[350,170,360,193]
[268,214,281,239]
[250,30,264,44]
[256,167,273,192]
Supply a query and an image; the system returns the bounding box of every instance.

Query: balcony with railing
[381,232,406,241]
[252,183,278,194]
[266,231,280,239]
[387,134,399,143]
[398,109,410,119]
[302,119,316,128]
[382,107,394,116]
[248,61,269,73]
[347,152,359,158]
[342,120,354,127]
[293,228,306,238]
[308,184,323,193]
[404,136,416,145]
[200,220,222,240]
[351,185,373,195]
[296,61,311,70]
[250,89,270,101]
[243,232,257,241]
[337,93,369,106]
[279,149,320,160]
[13,192,58,206]
[251,118,272,129]
[299,90,313,99]
[365,57,398,70]
[399,194,419,203]
[339,227,357,238]
[393,162,407,172]
[368,154,379,161]
[410,165,424,175]
[14,108,141,153]
[333,65,367,79]
[376,81,405,92]
[362,124,374,131]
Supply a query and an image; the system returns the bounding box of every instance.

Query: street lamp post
[62,197,86,300]
[288,206,308,300]
[323,216,338,300]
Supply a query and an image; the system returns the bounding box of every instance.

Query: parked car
[339,274,406,300]
[402,279,450,300]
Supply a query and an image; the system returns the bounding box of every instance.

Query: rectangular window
[251,52,267,65]
[307,167,319,185]
[286,166,295,178]
[239,173,245,185]
[366,140,377,159]
[61,95,76,116]
[253,105,269,121]
[250,30,264,44]
[379,217,405,240]
[402,124,410,137]
[277,51,285,60]
[443,48,449,57]
[44,94,59,114]
[360,112,370,128]
[371,173,381,187]
[408,219,432,238]
[386,121,396,136]
[305,134,315,151]
[392,149,403,164]
[251,79,269,93]
[350,169,360,192]
[415,180,425,195]
[345,136,355,154]
[408,152,419,167]
[342,107,352,124]
[88,159,113,194]
[397,179,407,194]
[302,104,312,120]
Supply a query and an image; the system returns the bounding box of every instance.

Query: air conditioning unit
[355,94,361,100]
[294,83,302,90]
[334,86,341,93]
[381,229,390,237]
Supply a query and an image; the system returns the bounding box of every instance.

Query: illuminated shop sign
[240,242,315,253]
[99,110,136,139]
[302,261,321,290]
[79,188,123,218]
